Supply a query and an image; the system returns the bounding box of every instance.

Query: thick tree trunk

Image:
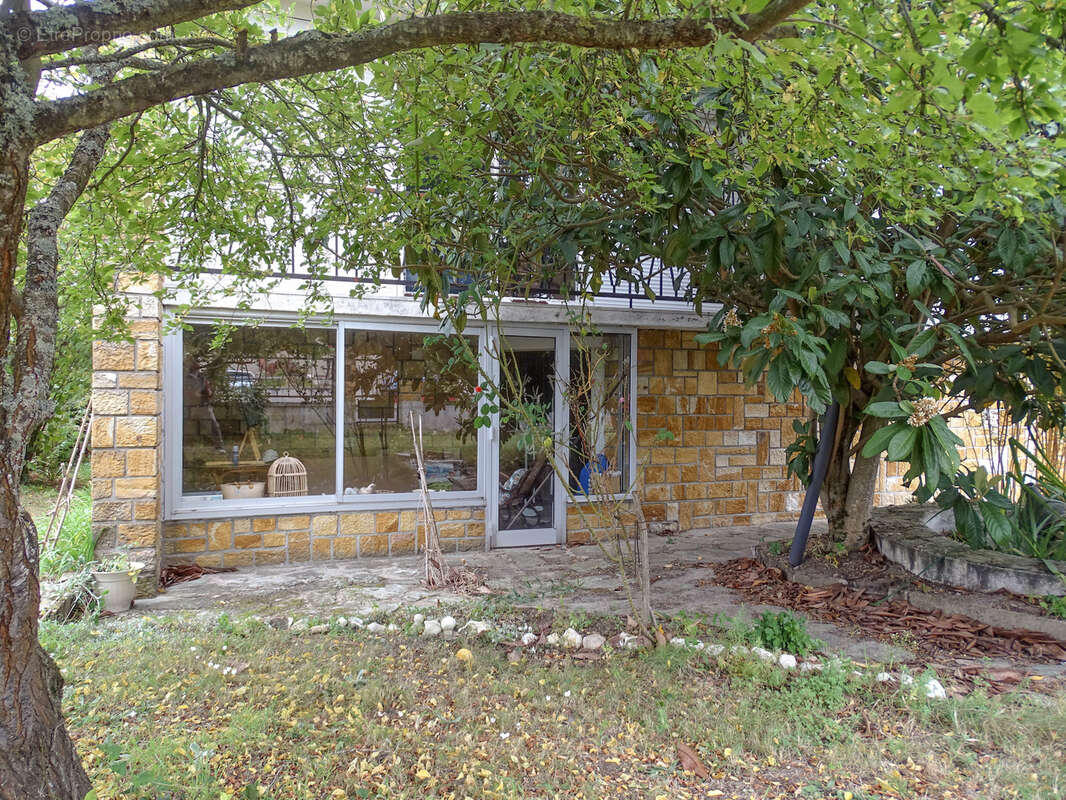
[0,155,93,795]
[839,451,880,550]
[0,490,91,800]
[821,411,882,552]
[1,37,109,790]
[0,157,94,798]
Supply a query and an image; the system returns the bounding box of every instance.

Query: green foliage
[747,611,819,657]
[38,488,94,578]
[24,0,1066,544]
[1038,595,1066,620]
[92,548,145,576]
[938,438,1066,560]
[671,610,707,639]
[785,418,817,488]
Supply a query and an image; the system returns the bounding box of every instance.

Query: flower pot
[93,570,137,613]
[220,481,265,499]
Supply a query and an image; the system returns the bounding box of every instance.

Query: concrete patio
[136,520,921,663]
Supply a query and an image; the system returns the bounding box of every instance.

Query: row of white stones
[282,612,949,700]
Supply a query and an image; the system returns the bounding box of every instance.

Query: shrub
[748,611,818,657]
[938,437,1066,561]
[1038,595,1066,619]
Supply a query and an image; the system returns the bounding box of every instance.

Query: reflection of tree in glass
[342,332,479,492]
[188,326,336,428]
[569,336,629,493]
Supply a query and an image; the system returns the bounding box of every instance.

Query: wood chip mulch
[159,563,236,589]
[707,558,1066,663]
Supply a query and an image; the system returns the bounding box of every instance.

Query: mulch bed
[159,563,236,589]
[705,558,1066,664]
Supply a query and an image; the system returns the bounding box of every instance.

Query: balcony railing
[207,257,695,310]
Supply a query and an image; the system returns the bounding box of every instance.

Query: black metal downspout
[788,401,840,567]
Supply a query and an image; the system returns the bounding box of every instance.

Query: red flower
[474,386,482,393]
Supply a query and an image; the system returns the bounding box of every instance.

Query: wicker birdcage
[266,452,308,497]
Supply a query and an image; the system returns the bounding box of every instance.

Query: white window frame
[163,311,486,520]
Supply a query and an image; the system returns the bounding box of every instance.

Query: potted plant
[91,551,145,613]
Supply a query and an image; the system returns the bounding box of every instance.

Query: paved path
[137,521,913,663]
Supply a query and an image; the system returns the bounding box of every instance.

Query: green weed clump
[39,488,94,578]
[748,611,819,657]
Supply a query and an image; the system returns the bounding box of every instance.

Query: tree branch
[12,0,260,58]
[741,0,812,40]
[33,7,811,144]
[10,123,111,446]
[40,35,233,71]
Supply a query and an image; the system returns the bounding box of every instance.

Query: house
[89,263,933,594]
[86,1,968,592]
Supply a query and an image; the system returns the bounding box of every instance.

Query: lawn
[42,609,1066,800]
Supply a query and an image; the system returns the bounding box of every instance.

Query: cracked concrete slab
[136,520,910,663]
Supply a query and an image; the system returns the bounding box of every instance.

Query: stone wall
[91,317,994,581]
[90,279,163,592]
[633,330,991,532]
[163,506,484,567]
[566,500,637,545]
[635,329,807,531]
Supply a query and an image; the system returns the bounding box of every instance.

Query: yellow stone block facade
[92,315,991,588]
[90,281,164,594]
[162,507,485,568]
[633,329,808,532]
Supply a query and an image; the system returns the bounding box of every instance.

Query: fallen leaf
[677,743,710,779]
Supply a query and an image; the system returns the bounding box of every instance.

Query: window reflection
[569,334,631,496]
[182,324,336,499]
[343,331,479,494]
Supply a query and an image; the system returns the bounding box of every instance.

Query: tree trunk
[0,154,92,796]
[1,36,110,789]
[0,489,92,800]
[821,410,882,552]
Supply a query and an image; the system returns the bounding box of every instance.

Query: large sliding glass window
[343,330,479,495]
[182,324,336,501]
[568,333,632,496]
[173,317,634,517]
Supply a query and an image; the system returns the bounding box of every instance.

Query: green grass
[25,479,94,578]
[41,613,1066,800]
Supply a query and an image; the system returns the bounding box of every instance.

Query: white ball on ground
[925,679,947,699]
[461,621,492,636]
[752,646,774,662]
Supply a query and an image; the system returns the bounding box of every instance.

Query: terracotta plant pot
[93,570,137,613]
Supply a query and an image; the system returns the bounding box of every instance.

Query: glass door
[491,331,567,547]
